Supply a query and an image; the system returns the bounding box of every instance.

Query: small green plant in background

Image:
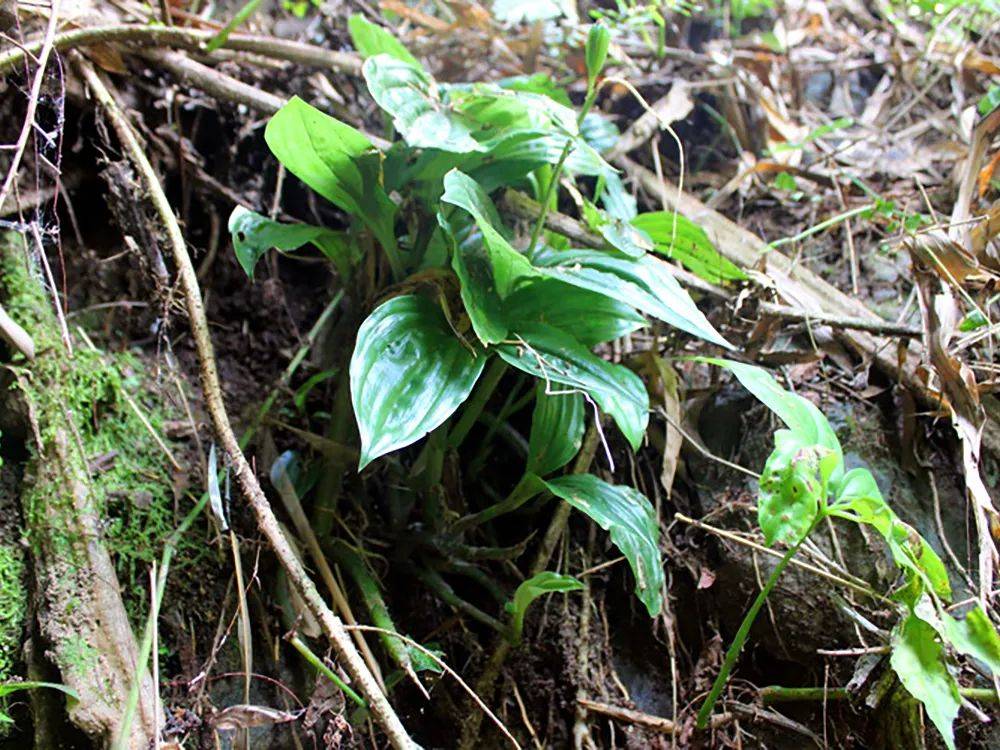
[695,360,1000,749]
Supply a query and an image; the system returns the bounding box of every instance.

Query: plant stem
[449,358,508,449]
[289,635,366,708]
[696,522,818,729]
[760,685,999,704]
[451,474,543,533]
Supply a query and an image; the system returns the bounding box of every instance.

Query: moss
[1,237,203,624]
[0,543,26,680]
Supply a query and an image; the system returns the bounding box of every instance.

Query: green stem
[330,540,415,680]
[289,634,367,708]
[764,204,874,253]
[448,358,508,449]
[451,473,542,533]
[760,685,999,704]
[415,566,505,632]
[525,85,599,256]
[696,522,818,729]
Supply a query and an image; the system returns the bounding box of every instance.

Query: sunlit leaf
[890,613,960,750]
[228,206,354,278]
[543,474,663,615]
[348,14,422,69]
[264,98,398,261]
[364,55,483,153]
[526,384,585,476]
[440,170,540,344]
[632,212,747,284]
[496,322,648,450]
[506,571,584,642]
[532,247,731,348]
[351,295,485,468]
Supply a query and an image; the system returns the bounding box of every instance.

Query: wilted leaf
[211,704,297,731]
[351,295,485,468]
[543,474,663,615]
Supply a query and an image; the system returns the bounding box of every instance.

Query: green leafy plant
[230,15,733,626]
[695,359,1000,749]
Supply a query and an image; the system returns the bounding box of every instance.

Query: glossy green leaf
[505,278,645,346]
[449,85,579,137]
[264,98,398,263]
[632,212,747,284]
[348,14,422,68]
[702,358,841,458]
[228,206,354,279]
[583,201,651,259]
[364,55,483,153]
[757,430,833,546]
[497,73,572,106]
[440,170,540,344]
[890,613,960,750]
[506,571,584,643]
[543,474,663,615]
[600,171,638,221]
[526,384,585,476]
[350,295,485,468]
[531,248,731,348]
[977,84,1000,117]
[829,467,951,602]
[496,322,648,450]
[940,605,1000,674]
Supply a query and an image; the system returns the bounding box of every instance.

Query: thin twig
[74,56,413,749]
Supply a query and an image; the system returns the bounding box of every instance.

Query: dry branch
[72,56,415,749]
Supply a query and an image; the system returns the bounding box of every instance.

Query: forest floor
[2,0,1000,748]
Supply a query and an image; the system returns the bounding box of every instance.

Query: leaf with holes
[543,474,663,615]
[757,431,834,546]
[350,295,485,468]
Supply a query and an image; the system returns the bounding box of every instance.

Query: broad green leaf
[531,248,731,348]
[228,206,354,278]
[526,384,585,476]
[979,84,1000,117]
[543,474,663,615]
[440,170,540,344]
[940,606,1000,675]
[497,73,572,107]
[348,14,422,69]
[583,200,651,259]
[505,278,645,346]
[600,171,638,221]
[912,595,1000,675]
[506,572,584,643]
[449,85,579,137]
[350,295,485,468]
[757,431,832,545]
[632,212,747,284]
[364,55,483,153]
[829,468,951,602]
[890,614,960,750]
[701,358,841,458]
[264,98,398,262]
[496,322,649,450]
[580,112,619,155]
